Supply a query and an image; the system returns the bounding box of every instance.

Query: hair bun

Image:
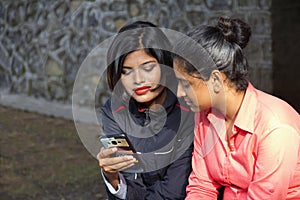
[216,17,251,49]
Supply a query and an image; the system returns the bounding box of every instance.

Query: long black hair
[106,21,173,97]
[173,17,252,91]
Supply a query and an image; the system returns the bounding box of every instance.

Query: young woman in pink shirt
[172,17,300,199]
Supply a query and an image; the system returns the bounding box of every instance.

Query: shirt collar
[234,82,257,134]
[202,82,257,134]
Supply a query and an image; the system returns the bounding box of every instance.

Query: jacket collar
[129,88,177,116]
[110,88,178,124]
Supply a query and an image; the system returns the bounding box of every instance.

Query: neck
[225,89,245,123]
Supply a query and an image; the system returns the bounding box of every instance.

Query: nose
[133,68,145,84]
[177,83,186,98]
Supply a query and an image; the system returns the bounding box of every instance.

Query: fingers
[118,162,135,171]
[101,156,136,173]
[97,147,117,159]
[97,148,137,173]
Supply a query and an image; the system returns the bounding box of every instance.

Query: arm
[97,147,135,200]
[124,145,193,200]
[185,131,220,200]
[102,171,127,200]
[247,125,299,199]
[98,104,133,200]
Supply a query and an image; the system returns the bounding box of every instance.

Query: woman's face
[121,50,164,104]
[174,60,213,112]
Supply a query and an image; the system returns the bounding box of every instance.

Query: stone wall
[0,0,272,120]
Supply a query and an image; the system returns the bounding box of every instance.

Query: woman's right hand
[97,147,137,189]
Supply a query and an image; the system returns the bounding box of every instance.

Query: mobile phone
[100,134,144,173]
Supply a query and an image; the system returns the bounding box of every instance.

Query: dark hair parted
[173,17,252,91]
[106,21,173,94]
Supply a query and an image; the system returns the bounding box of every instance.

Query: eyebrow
[177,78,189,83]
[123,60,157,69]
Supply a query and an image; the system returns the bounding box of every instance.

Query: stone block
[46,59,63,77]
[186,0,203,5]
[109,1,127,11]
[259,0,271,9]
[187,11,206,26]
[257,67,273,93]
[236,0,258,9]
[128,1,141,17]
[261,39,272,64]
[244,38,263,65]
[205,0,233,10]
[47,77,66,100]
[248,12,271,36]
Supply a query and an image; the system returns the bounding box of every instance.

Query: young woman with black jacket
[97,21,194,200]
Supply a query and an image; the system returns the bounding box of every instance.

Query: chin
[190,107,200,112]
[186,105,199,112]
[133,95,155,103]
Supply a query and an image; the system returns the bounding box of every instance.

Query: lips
[184,98,193,106]
[134,86,151,95]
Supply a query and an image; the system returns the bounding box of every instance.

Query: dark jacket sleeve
[100,101,124,137]
[124,144,193,200]
[100,102,126,200]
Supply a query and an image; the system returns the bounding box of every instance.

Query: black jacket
[100,89,194,200]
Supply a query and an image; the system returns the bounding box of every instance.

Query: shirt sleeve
[185,128,220,200]
[101,170,127,199]
[247,125,300,199]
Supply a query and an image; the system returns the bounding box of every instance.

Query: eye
[182,83,190,89]
[180,80,190,89]
[142,64,157,72]
[121,68,133,75]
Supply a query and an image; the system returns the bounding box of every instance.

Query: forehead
[123,50,157,67]
[173,61,202,85]
[173,61,188,78]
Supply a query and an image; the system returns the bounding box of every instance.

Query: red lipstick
[134,86,151,95]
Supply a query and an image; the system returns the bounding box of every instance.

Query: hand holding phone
[100,134,144,173]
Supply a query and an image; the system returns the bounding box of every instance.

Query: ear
[209,70,223,93]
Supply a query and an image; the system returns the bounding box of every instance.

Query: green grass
[0,106,107,200]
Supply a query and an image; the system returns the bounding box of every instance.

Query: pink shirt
[186,83,300,200]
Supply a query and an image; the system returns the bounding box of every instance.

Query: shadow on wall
[272,0,300,112]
